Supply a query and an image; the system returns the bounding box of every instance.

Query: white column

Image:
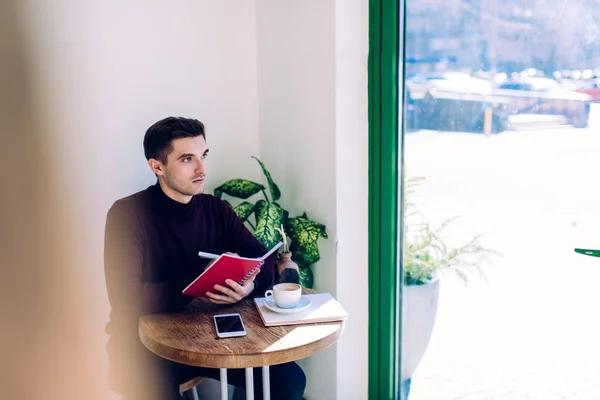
[262,366,271,400]
[220,368,228,400]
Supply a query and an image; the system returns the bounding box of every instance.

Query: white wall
[334,1,370,398]
[20,0,263,199]
[17,1,261,398]
[256,1,369,399]
[17,0,369,398]
[255,1,338,398]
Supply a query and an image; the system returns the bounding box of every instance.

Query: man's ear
[148,158,165,176]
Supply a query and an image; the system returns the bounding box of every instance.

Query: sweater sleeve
[104,201,192,319]
[221,201,276,297]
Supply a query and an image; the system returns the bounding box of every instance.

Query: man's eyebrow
[203,148,210,154]
[177,153,195,160]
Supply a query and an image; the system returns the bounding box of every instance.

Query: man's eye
[183,157,192,163]
[201,153,208,160]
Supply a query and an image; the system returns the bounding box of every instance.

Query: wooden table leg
[220,368,228,400]
[245,368,254,400]
[262,366,270,400]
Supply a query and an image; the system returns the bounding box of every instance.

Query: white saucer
[263,296,312,314]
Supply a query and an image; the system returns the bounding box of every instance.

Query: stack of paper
[254,293,348,327]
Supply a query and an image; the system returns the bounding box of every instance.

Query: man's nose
[195,160,205,174]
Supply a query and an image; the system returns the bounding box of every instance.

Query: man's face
[149,136,209,203]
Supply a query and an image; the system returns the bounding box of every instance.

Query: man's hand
[206,269,259,305]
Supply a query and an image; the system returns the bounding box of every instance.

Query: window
[399,0,600,398]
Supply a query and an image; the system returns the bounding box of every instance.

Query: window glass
[400,0,600,398]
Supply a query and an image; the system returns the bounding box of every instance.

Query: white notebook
[254,293,348,327]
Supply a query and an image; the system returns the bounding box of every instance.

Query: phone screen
[215,315,244,333]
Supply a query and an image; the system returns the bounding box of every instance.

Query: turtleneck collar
[149,181,199,219]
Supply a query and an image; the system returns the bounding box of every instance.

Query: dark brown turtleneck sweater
[103,182,275,378]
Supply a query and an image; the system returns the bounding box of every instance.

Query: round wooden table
[139,294,345,400]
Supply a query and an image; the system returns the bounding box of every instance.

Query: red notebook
[182,242,282,298]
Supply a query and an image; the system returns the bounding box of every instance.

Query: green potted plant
[214,157,328,288]
[402,177,496,381]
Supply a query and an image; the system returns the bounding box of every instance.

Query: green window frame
[368,0,405,399]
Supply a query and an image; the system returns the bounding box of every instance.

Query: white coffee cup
[265,283,302,309]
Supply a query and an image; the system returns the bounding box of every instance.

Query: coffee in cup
[265,283,302,309]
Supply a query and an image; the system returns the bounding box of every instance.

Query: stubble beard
[163,172,204,197]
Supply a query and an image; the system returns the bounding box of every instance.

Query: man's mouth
[192,176,205,183]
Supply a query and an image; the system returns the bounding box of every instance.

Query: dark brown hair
[143,117,205,164]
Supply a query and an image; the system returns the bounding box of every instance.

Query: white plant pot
[401,279,440,381]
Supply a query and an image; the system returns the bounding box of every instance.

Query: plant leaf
[287,214,328,265]
[214,179,265,199]
[403,177,498,285]
[275,202,289,226]
[298,266,314,289]
[252,156,281,202]
[254,200,285,249]
[233,201,256,222]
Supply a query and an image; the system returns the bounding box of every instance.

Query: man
[104,117,306,400]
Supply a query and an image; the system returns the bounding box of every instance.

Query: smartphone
[213,313,247,338]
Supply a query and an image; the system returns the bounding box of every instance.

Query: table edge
[139,319,345,369]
